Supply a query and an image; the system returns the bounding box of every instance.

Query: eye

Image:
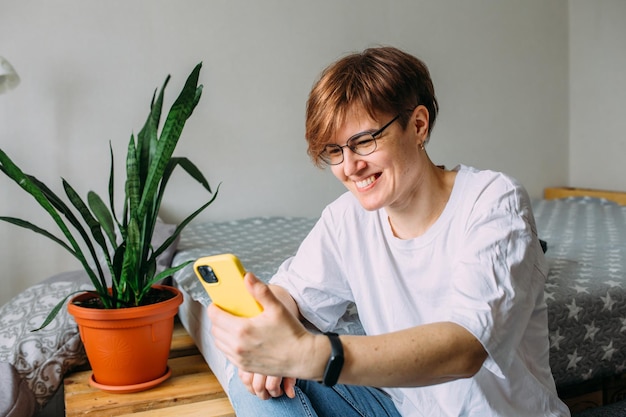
[350,135,376,150]
[324,145,343,156]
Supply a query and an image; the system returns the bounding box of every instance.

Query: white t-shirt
[271,166,570,417]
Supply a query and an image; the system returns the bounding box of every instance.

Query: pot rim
[67,284,182,321]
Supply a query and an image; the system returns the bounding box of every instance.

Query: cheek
[393,143,420,167]
[330,165,345,181]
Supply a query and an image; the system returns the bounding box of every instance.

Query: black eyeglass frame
[319,114,401,166]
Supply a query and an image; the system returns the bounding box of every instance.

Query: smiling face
[305,47,451,237]
[305,47,439,169]
[330,106,431,213]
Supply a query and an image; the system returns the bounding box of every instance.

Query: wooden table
[64,321,235,416]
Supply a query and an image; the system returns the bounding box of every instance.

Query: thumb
[244,272,279,310]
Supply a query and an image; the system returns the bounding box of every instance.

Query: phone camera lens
[198,265,219,284]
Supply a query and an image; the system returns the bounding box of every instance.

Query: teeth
[356,175,376,188]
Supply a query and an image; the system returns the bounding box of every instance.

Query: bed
[169,187,626,413]
[536,188,626,410]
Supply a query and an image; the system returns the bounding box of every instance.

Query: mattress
[533,197,626,387]
[171,198,626,391]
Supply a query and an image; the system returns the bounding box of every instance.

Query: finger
[207,304,230,338]
[207,302,250,342]
[207,305,247,362]
[283,377,297,399]
[207,302,241,328]
[244,272,281,312]
[265,375,285,398]
[238,370,255,396]
[252,373,271,400]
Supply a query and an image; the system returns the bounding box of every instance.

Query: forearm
[306,322,487,388]
[261,285,486,388]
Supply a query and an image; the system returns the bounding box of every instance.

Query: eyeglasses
[319,114,401,165]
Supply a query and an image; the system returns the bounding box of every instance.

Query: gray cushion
[0,273,91,414]
[0,362,37,417]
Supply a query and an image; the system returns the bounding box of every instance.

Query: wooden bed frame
[544,187,626,206]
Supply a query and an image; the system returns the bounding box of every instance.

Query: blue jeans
[228,374,402,417]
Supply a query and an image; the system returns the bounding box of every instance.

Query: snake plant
[0,63,218,329]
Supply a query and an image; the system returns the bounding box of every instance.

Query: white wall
[0,0,569,305]
[569,0,626,191]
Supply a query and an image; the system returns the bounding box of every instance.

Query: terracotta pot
[68,285,183,393]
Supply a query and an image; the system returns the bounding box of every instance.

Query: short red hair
[305,46,438,167]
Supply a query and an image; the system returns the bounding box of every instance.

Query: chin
[355,196,384,212]
[347,183,385,211]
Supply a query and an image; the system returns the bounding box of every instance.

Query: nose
[341,149,366,177]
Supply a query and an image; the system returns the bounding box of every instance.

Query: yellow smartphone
[193,254,263,317]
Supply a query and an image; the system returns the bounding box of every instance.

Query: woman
[208,46,570,416]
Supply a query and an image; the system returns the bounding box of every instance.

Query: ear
[410,105,430,140]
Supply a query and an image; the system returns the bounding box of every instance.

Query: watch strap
[322,332,344,387]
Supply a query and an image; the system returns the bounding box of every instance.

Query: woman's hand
[208,272,323,398]
[238,369,297,399]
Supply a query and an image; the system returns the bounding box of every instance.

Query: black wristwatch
[322,332,344,387]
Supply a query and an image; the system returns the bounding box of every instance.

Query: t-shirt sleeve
[448,186,547,378]
[270,208,354,332]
